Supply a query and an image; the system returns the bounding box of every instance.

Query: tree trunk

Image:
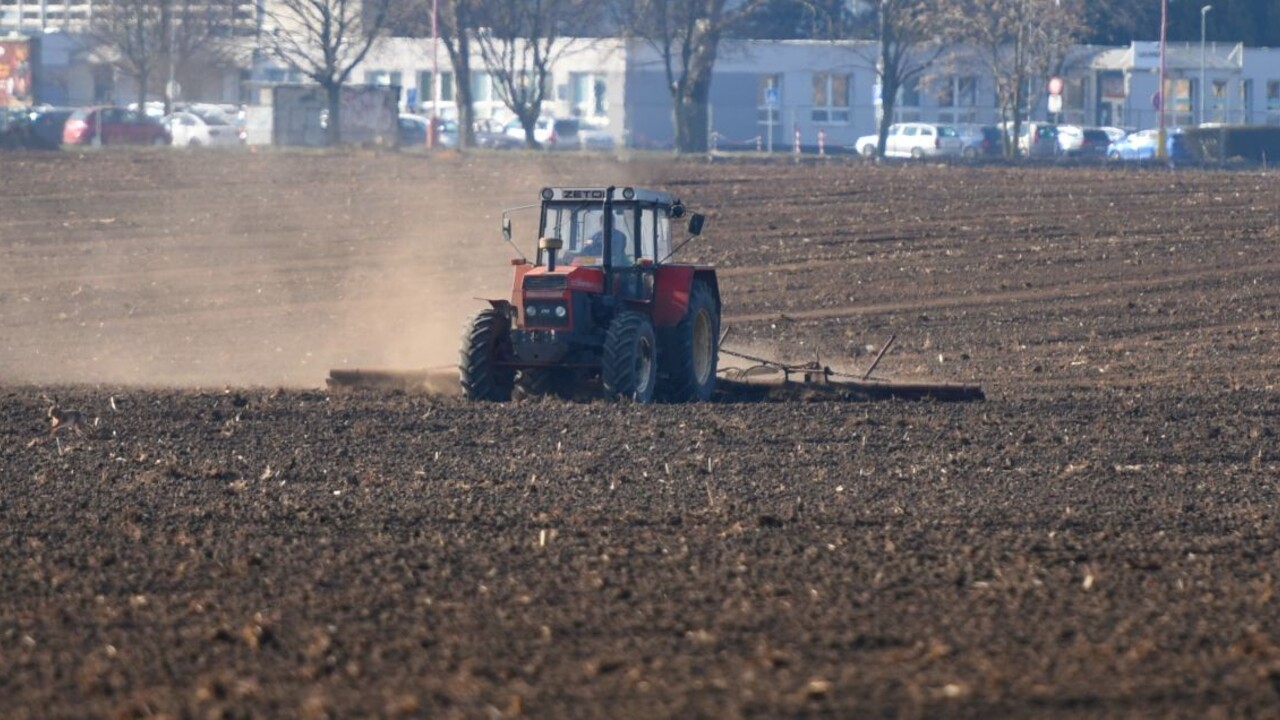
[672,30,720,154]
[326,82,342,147]
[138,66,150,112]
[161,0,173,116]
[520,106,541,149]
[443,13,475,148]
[877,34,900,158]
[878,75,898,158]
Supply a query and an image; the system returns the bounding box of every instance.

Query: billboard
[0,39,35,108]
[0,38,35,106]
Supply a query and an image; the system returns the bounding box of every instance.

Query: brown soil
[1,148,1278,718]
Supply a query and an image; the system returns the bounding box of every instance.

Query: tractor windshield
[543,202,636,267]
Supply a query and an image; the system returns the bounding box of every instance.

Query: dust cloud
[0,151,649,388]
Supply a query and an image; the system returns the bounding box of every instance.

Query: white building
[336,36,1280,149]
[10,20,1280,143]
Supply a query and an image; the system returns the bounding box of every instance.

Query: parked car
[957,124,1003,157]
[501,116,580,149]
[1005,121,1059,158]
[397,113,458,148]
[163,109,243,147]
[63,107,171,146]
[855,122,963,158]
[577,120,616,152]
[1107,128,1193,162]
[28,107,74,149]
[1057,125,1111,158]
[472,118,523,149]
[1099,126,1131,144]
[0,107,32,149]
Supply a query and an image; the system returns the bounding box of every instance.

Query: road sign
[1047,95,1063,114]
[765,87,779,107]
[1048,77,1064,95]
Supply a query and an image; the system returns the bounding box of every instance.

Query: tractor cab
[525,187,702,300]
[465,186,719,404]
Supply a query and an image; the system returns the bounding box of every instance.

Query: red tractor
[460,186,719,403]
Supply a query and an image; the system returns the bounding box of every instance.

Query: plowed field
[1,149,1278,718]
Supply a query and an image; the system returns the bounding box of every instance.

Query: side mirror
[687,213,705,237]
[502,217,512,242]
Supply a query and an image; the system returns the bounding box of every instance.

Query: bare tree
[939,0,1084,156]
[858,0,944,158]
[389,0,481,148]
[260,0,392,146]
[616,0,768,154]
[90,0,163,110]
[473,0,596,148]
[89,0,246,113]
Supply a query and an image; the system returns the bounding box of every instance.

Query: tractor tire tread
[657,281,719,402]
[602,311,656,403]
[459,308,514,401]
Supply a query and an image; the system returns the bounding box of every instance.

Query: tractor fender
[484,298,516,322]
[653,266,720,328]
[509,263,533,307]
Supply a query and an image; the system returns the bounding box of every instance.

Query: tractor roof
[541,187,679,206]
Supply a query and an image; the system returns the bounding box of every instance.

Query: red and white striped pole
[793,126,801,154]
[818,128,826,156]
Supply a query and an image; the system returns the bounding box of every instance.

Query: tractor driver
[583,227,625,255]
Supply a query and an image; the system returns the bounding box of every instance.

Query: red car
[62,107,171,146]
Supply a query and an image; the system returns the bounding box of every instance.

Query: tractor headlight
[525,305,536,317]
[555,305,567,318]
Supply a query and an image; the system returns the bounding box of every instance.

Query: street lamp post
[1157,0,1168,159]
[428,0,439,149]
[1200,5,1212,125]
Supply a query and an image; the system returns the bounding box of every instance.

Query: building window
[1268,80,1280,109]
[471,71,493,103]
[569,72,607,117]
[935,77,979,107]
[811,72,850,123]
[418,71,455,106]
[936,80,954,107]
[365,70,402,89]
[758,73,781,124]
[899,77,921,107]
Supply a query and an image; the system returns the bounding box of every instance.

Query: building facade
[6,13,1280,143]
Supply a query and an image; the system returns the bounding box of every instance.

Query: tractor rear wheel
[602,312,657,403]
[459,308,515,401]
[658,281,719,402]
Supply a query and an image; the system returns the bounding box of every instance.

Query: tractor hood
[513,264,605,298]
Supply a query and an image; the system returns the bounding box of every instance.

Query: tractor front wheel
[658,281,719,402]
[602,312,657,403]
[459,308,515,401]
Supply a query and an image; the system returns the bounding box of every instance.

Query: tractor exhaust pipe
[540,236,564,271]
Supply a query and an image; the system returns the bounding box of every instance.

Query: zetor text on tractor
[460,186,719,403]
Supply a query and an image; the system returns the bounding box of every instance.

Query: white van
[861,122,963,159]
